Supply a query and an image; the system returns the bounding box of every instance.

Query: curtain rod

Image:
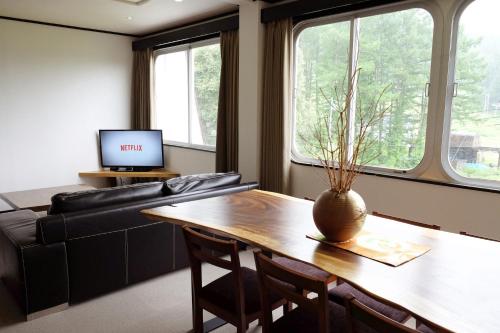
[132,13,238,51]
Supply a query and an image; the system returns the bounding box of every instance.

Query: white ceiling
[0,0,244,36]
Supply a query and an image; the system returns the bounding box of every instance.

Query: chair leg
[236,320,247,333]
[283,301,293,314]
[193,304,203,333]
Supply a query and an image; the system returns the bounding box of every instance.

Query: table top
[1,184,95,211]
[79,169,179,178]
[142,190,500,333]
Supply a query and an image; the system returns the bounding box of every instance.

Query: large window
[447,0,500,183]
[293,7,434,171]
[154,39,221,148]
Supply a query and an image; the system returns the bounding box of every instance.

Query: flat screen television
[99,130,164,171]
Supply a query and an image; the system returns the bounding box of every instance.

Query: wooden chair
[272,256,337,312]
[182,226,286,333]
[372,211,441,230]
[254,250,346,333]
[344,293,451,333]
[273,256,336,284]
[459,231,499,242]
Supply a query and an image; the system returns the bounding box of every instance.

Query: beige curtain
[260,18,293,193]
[216,30,239,172]
[132,48,153,130]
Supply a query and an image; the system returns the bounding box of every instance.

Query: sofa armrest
[0,210,69,317]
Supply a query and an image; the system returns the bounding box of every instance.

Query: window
[446,0,500,183]
[154,39,221,148]
[293,7,434,171]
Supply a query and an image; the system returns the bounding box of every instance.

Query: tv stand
[79,169,180,186]
[110,167,153,172]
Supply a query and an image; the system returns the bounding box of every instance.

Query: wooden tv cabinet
[79,169,180,186]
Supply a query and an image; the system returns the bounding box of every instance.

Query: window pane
[449,0,500,181]
[356,8,433,170]
[154,50,189,143]
[294,21,351,160]
[191,44,221,146]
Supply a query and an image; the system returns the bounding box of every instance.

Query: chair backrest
[182,226,245,316]
[459,231,500,242]
[253,251,330,333]
[345,293,453,333]
[345,293,417,333]
[372,211,441,230]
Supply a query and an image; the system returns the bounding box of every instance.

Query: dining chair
[344,293,452,333]
[459,231,500,242]
[182,226,286,333]
[273,256,337,284]
[253,250,347,333]
[272,256,337,312]
[372,211,441,230]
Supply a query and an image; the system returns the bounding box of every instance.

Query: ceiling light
[127,16,133,20]
[174,0,183,2]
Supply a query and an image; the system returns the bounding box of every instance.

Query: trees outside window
[447,0,500,182]
[294,8,434,171]
[154,39,221,148]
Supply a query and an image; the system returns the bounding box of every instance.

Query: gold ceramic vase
[312,189,367,242]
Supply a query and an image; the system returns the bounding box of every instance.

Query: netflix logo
[120,144,143,152]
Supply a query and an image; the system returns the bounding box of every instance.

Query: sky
[460,0,500,38]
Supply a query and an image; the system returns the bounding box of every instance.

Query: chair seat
[200,266,282,315]
[417,323,436,333]
[273,256,336,283]
[328,283,409,323]
[272,300,377,333]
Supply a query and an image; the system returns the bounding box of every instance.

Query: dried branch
[299,66,390,193]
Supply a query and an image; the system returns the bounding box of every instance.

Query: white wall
[238,1,266,182]
[0,19,132,192]
[163,146,215,175]
[291,163,500,239]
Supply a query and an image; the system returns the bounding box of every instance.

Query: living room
[0,0,499,332]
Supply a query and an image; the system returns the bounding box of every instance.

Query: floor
[0,249,417,333]
[0,250,269,333]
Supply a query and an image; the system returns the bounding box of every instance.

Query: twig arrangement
[301,67,390,194]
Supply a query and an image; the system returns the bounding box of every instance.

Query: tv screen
[99,130,164,170]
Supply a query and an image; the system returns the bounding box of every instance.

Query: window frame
[440,0,500,188]
[290,2,438,177]
[153,37,220,152]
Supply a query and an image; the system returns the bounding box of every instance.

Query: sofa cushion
[48,182,164,215]
[0,210,38,247]
[163,172,241,195]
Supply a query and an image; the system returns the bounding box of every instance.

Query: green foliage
[193,44,221,146]
[294,8,488,173]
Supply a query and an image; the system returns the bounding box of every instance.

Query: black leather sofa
[0,172,258,319]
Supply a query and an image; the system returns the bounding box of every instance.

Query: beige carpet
[0,250,270,333]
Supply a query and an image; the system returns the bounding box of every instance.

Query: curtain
[216,30,239,172]
[259,18,293,193]
[132,48,153,130]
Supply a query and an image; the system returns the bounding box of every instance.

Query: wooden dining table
[142,189,500,333]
